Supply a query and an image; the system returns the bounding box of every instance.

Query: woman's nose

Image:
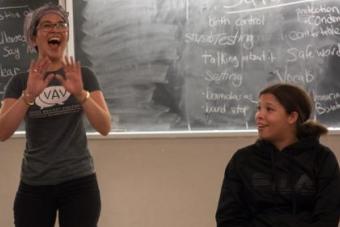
[255,110,263,120]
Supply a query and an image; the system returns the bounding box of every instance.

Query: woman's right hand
[25,57,55,100]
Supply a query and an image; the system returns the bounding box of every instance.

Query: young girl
[216,83,340,227]
[0,4,111,227]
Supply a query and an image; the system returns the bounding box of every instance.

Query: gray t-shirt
[4,67,100,185]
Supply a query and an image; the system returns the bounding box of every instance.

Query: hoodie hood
[255,136,320,156]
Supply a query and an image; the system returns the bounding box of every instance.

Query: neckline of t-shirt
[45,67,64,74]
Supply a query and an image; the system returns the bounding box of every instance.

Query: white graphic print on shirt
[35,85,71,109]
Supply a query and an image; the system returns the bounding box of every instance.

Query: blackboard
[73,0,340,132]
[0,0,58,100]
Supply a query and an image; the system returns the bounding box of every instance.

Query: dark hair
[259,83,327,138]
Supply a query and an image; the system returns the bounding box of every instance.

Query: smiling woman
[0,3,111,227]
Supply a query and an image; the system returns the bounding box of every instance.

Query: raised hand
[56,56,84,98]
[26,57,54,99]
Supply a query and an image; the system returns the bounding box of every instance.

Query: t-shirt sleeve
[81,67,101,92]
[3,73,27,99]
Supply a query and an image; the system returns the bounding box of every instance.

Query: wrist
[76,90,90,104]
[22,90,35,106]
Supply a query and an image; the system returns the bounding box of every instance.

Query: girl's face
[255,93,298,149]
[33,13,68,62]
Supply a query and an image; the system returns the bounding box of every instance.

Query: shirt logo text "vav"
[35,86,71,109]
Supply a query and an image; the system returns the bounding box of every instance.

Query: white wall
[1,134,339,227]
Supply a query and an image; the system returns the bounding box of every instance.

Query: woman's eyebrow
[39,20,65,24]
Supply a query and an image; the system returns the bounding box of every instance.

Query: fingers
[64,56,75,67]
[77,61,81,72]
[30,57,51,77]
[44,73,56,86]
[64,56,81,68]
[63,56,81,79]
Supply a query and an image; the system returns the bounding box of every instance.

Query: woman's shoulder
[80,66,101,91]
[81,66,95,75]
[11,71,29,80]
[305,140,339,172]
[3,71,29,98]
[314,142,337,161]
[7,71,29,86]
[232,142,259,160]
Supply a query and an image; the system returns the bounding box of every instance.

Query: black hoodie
[216,137,340,227]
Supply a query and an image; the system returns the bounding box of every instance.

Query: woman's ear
[288,111,299,125]
[30,35,39,52]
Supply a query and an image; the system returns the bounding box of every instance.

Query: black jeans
[14,174,101,227]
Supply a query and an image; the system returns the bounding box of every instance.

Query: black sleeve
[215,153,252,227]
[3,73,27,99]
[305,148,340,227]
[81,67,101,92]
[284,148,340,227]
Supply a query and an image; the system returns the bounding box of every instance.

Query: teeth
[48,37,61,42]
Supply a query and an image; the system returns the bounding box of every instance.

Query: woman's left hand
[55,56,84,99]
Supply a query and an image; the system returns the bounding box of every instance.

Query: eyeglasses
[37,22,68,32]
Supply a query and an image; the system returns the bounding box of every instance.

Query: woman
[0,4,111,227]
[216,83,340,227]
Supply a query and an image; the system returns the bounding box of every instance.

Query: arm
[305,150,340,227]
[0,58,53,141]
[279,150,340,227]
[216,156,252,227]
[56,57,112,136]
[0,98,29,141]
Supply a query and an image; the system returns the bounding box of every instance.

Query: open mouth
[48,37,61,47]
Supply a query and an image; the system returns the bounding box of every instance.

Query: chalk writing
[203,103,249,116]
[185,31,255,49]
[0,32,26,45]
[315,93,340,101]
[204,70,243,87]
[287,45,314,62]
[287,44,340,62]
[315,101,340,115]
[234,15,265,26]
[202,51,239,67]
[302,15,340,26]
[185,31,239,46]
[208,16,231,27]
[225,0,320,14]
[73,0,340,132]
[296,5,340,18]
[0,5,29,21]
[2,46,21,59]
[0,64,20,78]
[286,26,340,41]
[272,67,315,84]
